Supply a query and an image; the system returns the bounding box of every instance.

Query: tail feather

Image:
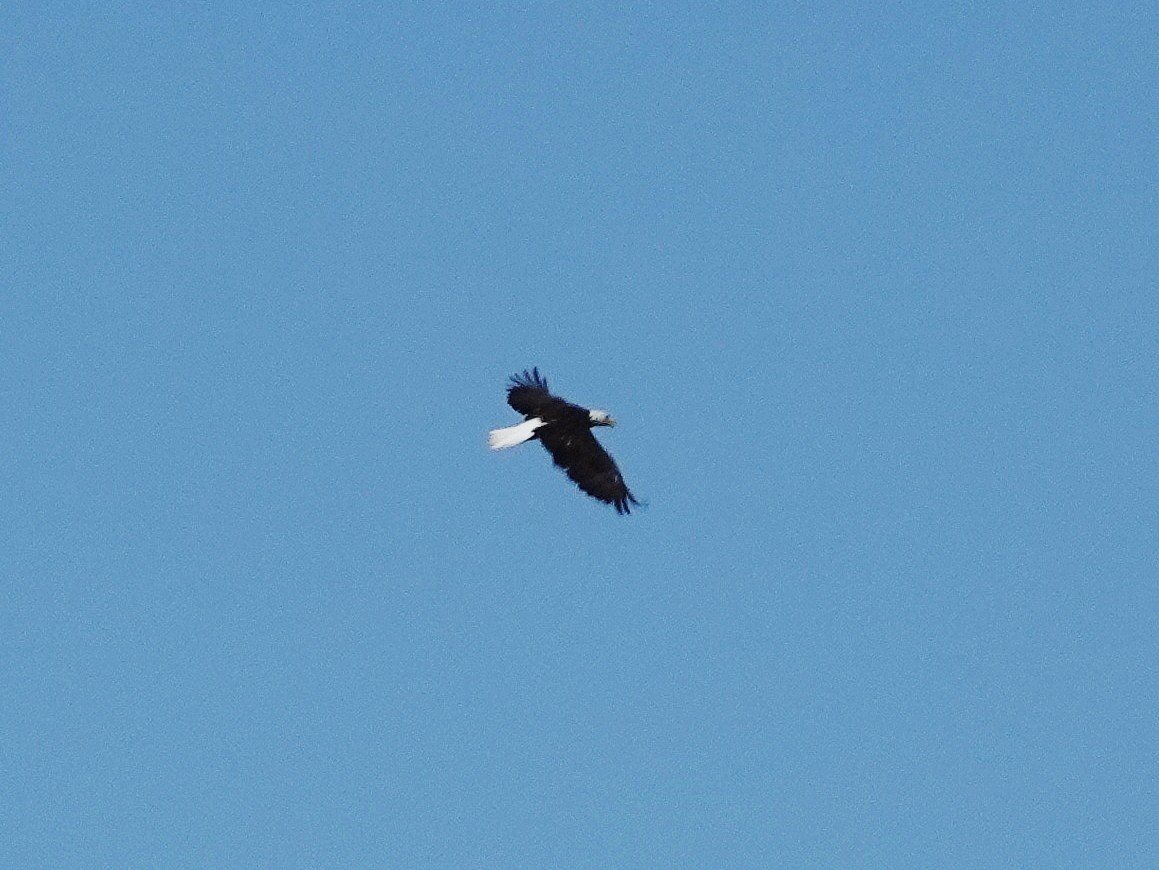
[488,417,544,450]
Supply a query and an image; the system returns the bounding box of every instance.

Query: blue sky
[3,4,1156,867]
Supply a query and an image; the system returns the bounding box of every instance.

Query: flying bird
[489,367,640,515]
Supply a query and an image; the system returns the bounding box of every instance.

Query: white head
[588,409,616,427]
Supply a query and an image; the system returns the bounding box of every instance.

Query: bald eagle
[489,368,640,515]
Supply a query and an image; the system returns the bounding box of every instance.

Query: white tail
[489,417,544,450]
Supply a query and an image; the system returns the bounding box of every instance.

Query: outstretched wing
[536,426,641,515]
[507,367,575,418]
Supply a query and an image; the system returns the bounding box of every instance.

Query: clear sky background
[3,4,1156,868]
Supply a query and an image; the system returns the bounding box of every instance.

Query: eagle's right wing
[506,367,557,417]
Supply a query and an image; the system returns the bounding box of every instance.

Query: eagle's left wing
[536,427,640,515]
